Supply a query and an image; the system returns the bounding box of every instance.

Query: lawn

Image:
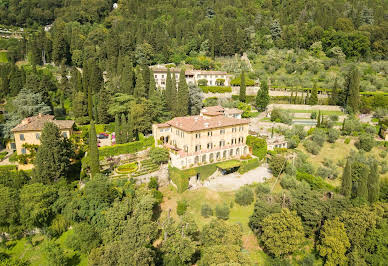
[0,51,8,63]
[284,109,344,116]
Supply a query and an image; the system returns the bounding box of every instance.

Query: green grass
[216,159,241,169]
[284,109,344,116]
[116,162,138,173]
[0,51,8,63]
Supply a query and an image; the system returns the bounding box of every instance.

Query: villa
[152,110,250,169]
[11,114,74,169]
[150,66,231,89]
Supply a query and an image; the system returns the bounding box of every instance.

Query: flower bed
[116,162,138,174]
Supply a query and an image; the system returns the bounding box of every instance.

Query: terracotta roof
[12,114,74,132]
[224,108,243,115]
[155,123,170,128]
[163,115,248,132]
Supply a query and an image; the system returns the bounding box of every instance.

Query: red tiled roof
[12,114,74,132]
[164,115,249,132]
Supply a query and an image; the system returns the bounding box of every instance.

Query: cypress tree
[341,159,352,198]
[121,113,128,143]
[87,85,93,120]
[148,69,157,98]
[142,65,150,96]
[127,113,133,142]
[97,87,110,124]
[134,71,146,98]
[177,69,189,116]
[171,73,178,116]
[290,89,293,104]
[239,71,246,102]
[294,87,298,104]
[317,110,321,127]
[310,83,318,105]
[165,68,173,111]
[34,122,72,184]
[356,165,369,200]
[89,121,100,177]
[256,80,270,111]
[346,65,360,113]
[329,78,338,105]
[367,160,379,203]
[114,114,121,144]
[301,87,305,104]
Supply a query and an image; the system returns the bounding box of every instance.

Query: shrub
[200,86,232,93]
[311,129,326,146]
[330,115,339,121]
[231,75,255,86]
[65,223,101,254]
[355,134,375,152]
[344,138,351,144]
[177,200,188,216]
[303,140,321,155]
[0,165,17,171]
[152,190,163,203]
[255,183,271,196]
[269,155,287,176]
[280,175,299,190]
[215,204,230,220]
[149,147,169,165]
[246,136,267,160]
[295,171,334,190]
[201,204,213,218]
[8,152,18,163]
[327,128,339,143]
[148,177,159,190]
[270,109,293,124]
[235,186,254,206]
[310,112,317,119]
[198,79,208,86]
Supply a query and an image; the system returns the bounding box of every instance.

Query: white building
[151,66,231,89]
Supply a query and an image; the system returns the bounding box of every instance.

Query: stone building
[152,112,250,169]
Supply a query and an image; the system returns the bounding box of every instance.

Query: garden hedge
[231,76,255,86]
[296,171,334,190]
[246,136,267,160]
[99,136,154,158]
[238,158,261,174]
[200,86,232,93]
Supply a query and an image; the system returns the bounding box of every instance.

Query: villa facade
[150,66,231,89]
[11,114,74,170]
[152,110,250,169]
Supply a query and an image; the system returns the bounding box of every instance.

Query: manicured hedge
[238,158,260,174]
[296,171,334,190]
[231,95,256,103]
[200,86,232,93]
[246,136,267,160]
[0,165,17,171]
[99,136,154,158]
[231,76,255,86]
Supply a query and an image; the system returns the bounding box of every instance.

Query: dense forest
[0,0,388,265]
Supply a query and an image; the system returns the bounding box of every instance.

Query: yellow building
[11,114,74,169]
[152,109,250,169]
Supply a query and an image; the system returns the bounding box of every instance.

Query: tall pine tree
[165,68,173,111]
[134,71,146,98]
[256,80,270,111]
[121,113,128,143]
[171,73,178,116]
[176,69,189,116]
[34,123,72,183]
[148,69,157,98]
[329,78,338,105]
[346,65,360,113]
[89,121,100,177]
[341,159,352,198]
[239,71,246,103]
[97,86,110,124]
[310,83,318,105]
[367,160,379,203]
[114,114,122,144]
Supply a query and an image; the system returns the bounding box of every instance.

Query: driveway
[203,166,272,192]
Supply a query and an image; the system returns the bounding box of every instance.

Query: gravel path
[203,166,272,192]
